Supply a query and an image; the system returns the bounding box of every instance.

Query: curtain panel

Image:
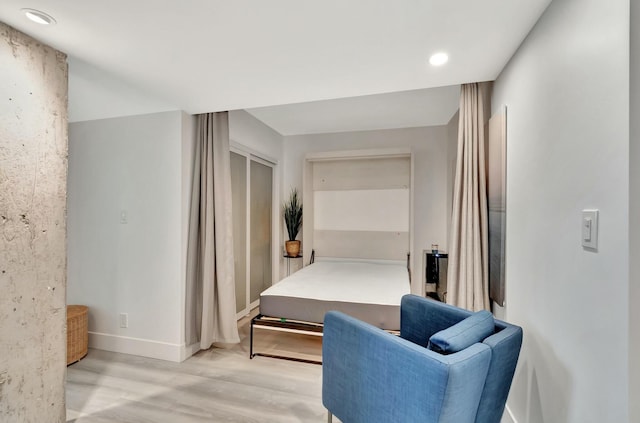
[185,112,240,349]
[447,83,491,311]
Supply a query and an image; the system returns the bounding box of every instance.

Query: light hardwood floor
[66,315,329,423]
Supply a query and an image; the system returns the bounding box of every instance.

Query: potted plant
[283,188,303,257]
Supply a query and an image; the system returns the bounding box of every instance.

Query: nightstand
[283,253,303,276]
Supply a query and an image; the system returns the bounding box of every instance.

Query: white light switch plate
[119,313,128,328]
[582,209,599,250]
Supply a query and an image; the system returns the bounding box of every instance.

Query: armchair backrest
[400,295,523,423]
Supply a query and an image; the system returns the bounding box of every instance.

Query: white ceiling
[246,85,461,135]
[0,0,552,134]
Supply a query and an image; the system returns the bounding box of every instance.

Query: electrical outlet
[119,313,128,328]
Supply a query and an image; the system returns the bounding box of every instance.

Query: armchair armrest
[322,311,491,423]
[476,321,523,423]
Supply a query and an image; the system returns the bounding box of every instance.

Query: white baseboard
[89,332,189,362]
[502,404,518,423]
[180,342,202,361]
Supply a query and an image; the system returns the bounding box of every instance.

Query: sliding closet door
[230,152,247,314]
[230,148,274,317]
[250,160,273,304]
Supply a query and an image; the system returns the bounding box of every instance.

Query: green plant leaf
[283,188,303,241]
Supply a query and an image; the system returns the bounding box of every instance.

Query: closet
[230,149,274,317]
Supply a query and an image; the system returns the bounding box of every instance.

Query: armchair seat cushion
[427,310,495,354]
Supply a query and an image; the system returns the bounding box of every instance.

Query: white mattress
[259,259,410,330]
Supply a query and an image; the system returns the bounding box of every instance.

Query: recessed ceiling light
[429,52,449,67]
[22,8,56,25]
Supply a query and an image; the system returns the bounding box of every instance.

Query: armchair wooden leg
[327,411,333,423]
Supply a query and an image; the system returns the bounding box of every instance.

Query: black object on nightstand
[426,252,448,301]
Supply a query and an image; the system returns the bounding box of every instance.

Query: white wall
[68,57,175,123]
[630,1,640,421]
[230,110,284,162]
[68,111,188,361]
[492,0,629,421]
[67,109,281,360]
[180,112,197,357]
[283,126,450,293]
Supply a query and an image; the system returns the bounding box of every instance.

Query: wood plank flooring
[66,315,330,423]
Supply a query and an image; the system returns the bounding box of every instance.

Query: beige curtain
[185,112,240,348]
[447,83,490,311]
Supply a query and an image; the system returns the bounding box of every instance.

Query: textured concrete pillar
[0,23,68,421]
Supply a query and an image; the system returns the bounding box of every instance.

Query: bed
[249,149,414,363]
[250,257,411,363]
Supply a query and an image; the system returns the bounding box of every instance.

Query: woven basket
[67,305,88,365]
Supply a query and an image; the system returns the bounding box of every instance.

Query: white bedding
[259,259,410,330]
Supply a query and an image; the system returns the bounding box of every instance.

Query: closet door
[230,149,274,317]
[249,160,273,304]
[230,152,247,314]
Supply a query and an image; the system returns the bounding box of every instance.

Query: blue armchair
[322,294,523,423]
